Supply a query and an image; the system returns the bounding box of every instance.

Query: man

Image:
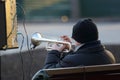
[32,18,116,79]
[43,18,116,69]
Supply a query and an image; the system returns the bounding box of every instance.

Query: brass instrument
[31,32,71,52]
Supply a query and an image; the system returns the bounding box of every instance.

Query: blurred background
[1,0,120,80]
[17,0,120,22]
[16,0,120,44]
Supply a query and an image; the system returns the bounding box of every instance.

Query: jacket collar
[76,40,105,53]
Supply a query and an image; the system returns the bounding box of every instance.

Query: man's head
[72,18,98,43]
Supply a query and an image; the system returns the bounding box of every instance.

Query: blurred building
[17,0,120,22]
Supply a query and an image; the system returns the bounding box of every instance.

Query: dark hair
[72,18,98,43]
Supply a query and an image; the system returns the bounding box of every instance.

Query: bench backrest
[37,64,120,80]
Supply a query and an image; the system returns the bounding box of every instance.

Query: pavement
[18,21,120,44]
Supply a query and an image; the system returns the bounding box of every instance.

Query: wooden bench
[33,64,120,80]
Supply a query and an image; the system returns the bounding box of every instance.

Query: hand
[60,35,72,49]
[51,43,66,52]
[60,35,72,43]
[50,35,72,52]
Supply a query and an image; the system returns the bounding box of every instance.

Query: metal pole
[70,0,81,20]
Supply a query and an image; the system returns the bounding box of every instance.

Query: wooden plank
[44,64,120,76]
[41,64,120,80]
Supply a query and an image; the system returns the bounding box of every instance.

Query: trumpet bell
[31,32,42,46]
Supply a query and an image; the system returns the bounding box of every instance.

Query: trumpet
[31,32,71,52]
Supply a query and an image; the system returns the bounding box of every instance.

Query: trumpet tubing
[31,32,71,52]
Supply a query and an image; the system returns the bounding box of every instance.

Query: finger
[60,35,68,38]
[61,35,69,40]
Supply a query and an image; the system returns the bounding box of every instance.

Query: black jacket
[43,40,116,69]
